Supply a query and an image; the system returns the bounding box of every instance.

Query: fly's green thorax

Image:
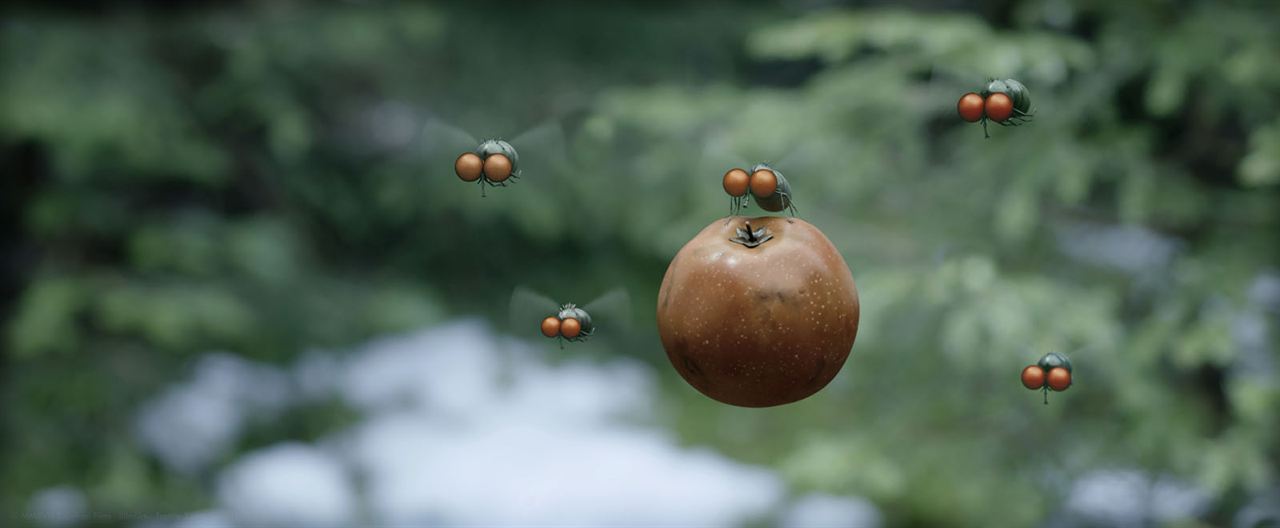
[477,139,521,176]
[983,79,1032,114]
[747,163,793,213]
[557,304,594,335]
[1037,352,1072,373]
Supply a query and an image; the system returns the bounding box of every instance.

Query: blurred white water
[216,443,356,528]
[1053,221,1181,276]
[1063,469,1211,527]
[134,353,293,474]
[25,486,87,528]
[780,493,883,528]
[117,319,849,527]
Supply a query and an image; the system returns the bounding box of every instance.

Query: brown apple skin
[657,216,860,407]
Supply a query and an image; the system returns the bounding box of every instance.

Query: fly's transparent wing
[923,60,975,115]
[505,120,570,185]
[417,118,485,197]
[508,286,563,338]
[697,129,755,177]
[700,128,818,216]
[768,139,827,174]
[422,118,480,164]
[700,129,811,178]
[697,130,756,214]
[581,287,632,336]
[763,148,800,171]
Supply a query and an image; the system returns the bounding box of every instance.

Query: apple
[657,216,859,407]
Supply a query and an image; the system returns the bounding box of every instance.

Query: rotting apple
[656,216,859,407]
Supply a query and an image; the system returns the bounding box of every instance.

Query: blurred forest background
[2,0,1279,527]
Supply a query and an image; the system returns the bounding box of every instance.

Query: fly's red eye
[1047,367,1072,391]
[540,316,561,338]
[957,92,985,123]
[456,153,483,182]
[484,154,513,182]
[985,93,1014,122]
[723,168,749,197]
[560,317,582,338]
[749,169,777,197]
[1021,365,1046,390]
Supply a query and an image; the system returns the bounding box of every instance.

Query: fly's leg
[982,118,990,139]
[997,115,1029,127]
[1007,108,1034,126]
[480,178,512,197]
[725,196,746,224]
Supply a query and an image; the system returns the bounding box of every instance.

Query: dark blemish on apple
[806,357,827,388]
[682,353,705,380]
[753,290,789,304]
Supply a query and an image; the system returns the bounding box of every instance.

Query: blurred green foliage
[2,1,1278,527]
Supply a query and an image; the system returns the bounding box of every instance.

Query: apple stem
[729,220,774,248]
